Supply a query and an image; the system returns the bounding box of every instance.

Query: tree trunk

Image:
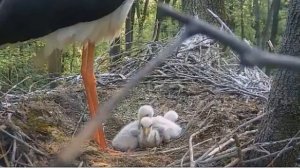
[270,0,281,46]
[226,2,236,31]
[182,0,227,26]
[138,0,149,39]
[153,0,164,41]
[253,0,261,46]
[240,0,245,39]
[47,49,63,88]
[109,37,121,62]
[247,1,300,166]
[125,2,136,54]
[261,0,274,49]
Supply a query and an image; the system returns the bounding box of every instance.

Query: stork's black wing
[0,0,126,45]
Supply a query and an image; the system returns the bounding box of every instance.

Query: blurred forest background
[0,0,288,93]
[2,0,300,167]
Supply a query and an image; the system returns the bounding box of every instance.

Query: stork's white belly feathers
[41,0,134,57]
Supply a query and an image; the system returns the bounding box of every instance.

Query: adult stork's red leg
[81,42,122,155]
[81,42,107,149]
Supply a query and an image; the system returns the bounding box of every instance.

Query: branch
[0,128,47,156]
[158,4,300,71]
[266,130,300,166]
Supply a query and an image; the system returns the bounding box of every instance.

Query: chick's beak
[143,127,150,136]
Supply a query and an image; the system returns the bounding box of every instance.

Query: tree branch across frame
[159,4,300,71]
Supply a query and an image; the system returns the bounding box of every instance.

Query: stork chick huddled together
[112,105,182,152]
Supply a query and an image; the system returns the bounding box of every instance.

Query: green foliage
[0,0,289,93]
[225,0,287,46]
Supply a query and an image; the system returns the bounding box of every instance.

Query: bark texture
[247,1,300,166]
[182,0,227,26]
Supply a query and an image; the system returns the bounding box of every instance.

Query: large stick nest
[0,34,275,166]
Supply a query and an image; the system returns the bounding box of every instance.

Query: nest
[0,33,276,166]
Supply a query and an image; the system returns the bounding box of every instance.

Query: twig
[208,138,235,157]
[189,131,200,167]
[0,128,47,156]
[267,40,275,52]
[11,139,16,166]
[207,9,234,35]
[181,151,189,167]
[72,112,85,137]
[188,125,215,167]
[1,77,31,99]
[156,145,188,154]
[266,130,300,166]
[15,153,23,166]
[23,153,34,166]
[196,134,300,166]
[256,136,300,147]
[197,113,265,161]
[127,145,189,157]
[0,142,11,166]
[210,130,257,158]
[78,161,84,167]
[233,134,242,165]
[242,143,299,165]
[197,148,238,165]
[169,138,214,167]
[13,160,31,167]
[225,158,240,167]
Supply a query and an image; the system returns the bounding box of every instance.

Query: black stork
[0,0,134,153]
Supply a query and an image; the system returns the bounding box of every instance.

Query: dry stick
[266,130,300,166]
[15,153,23,166]
[158,145,188,154]
[57,32,189,164]
[5,120,33,142]
[192,130,258,165]
[0,142,11,166]
[233,134,242,165]
[127,145,190,157]
[23,153,34,167]
[207,9,234,35]
[195,132,300,166]
[11,139,16,166]
[189,128,210,167]
[233,134,242,160]
[1,76,31,99]
[225,158,240,167]
[256,136,300,147]
[181,151,189,167]
[72,112,85,138]
[176,139,215,167]
[212,130,257,158]
[205,128,255,159]
[78,161,84,167]
[241,143,300,165]
[208,138,235,157]
[197,149,238,166]
[196,137,300,167]
[128,142,201,157]
[0,128,47,156]
[197,113,265,162]
[267,40,275,52]
[171,152,203,167]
